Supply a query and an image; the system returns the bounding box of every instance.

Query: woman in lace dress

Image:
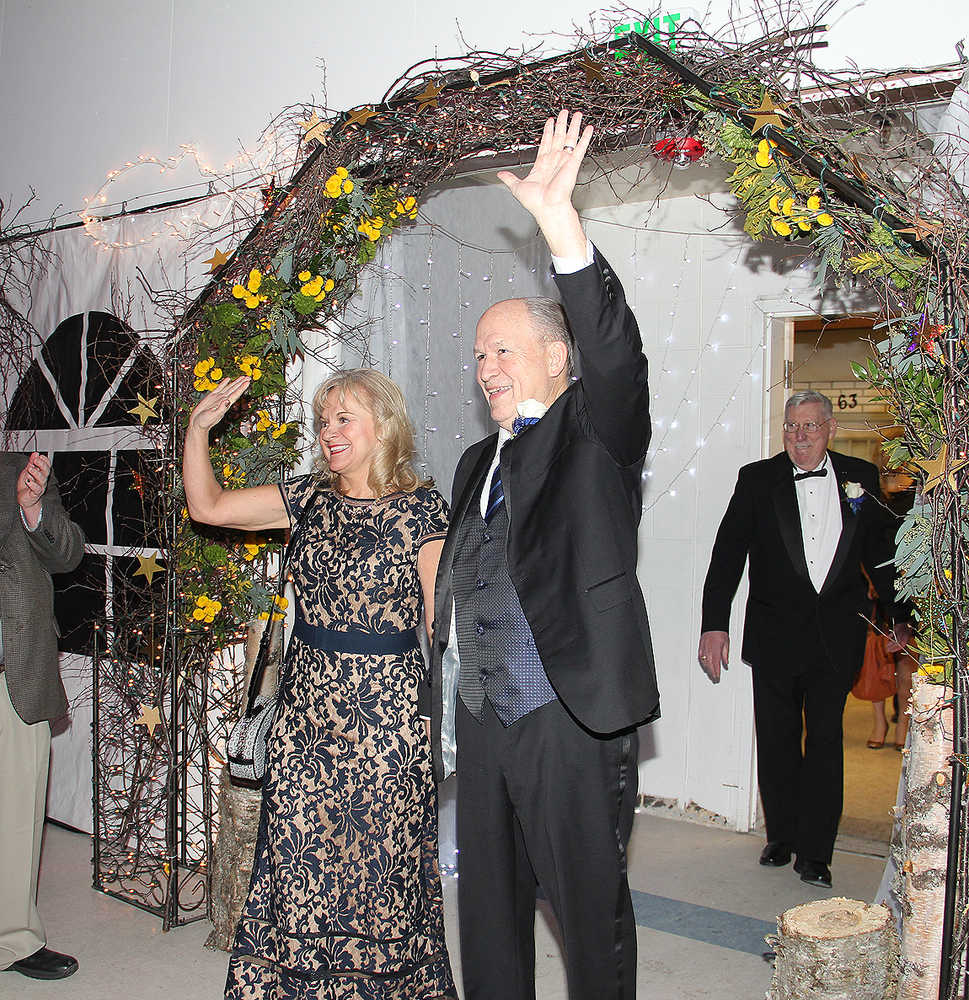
[183,369,456,1000]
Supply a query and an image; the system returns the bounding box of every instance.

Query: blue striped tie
[484,417,539,523]
[484,464,504,523]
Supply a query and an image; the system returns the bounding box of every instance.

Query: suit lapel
[820,451,858,594]
[771,457,811,582]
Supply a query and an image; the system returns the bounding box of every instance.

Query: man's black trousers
[455,697,639,1000]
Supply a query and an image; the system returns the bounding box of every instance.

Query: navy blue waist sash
[292,617,419,655]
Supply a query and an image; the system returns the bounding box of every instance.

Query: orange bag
[852,627,897,702]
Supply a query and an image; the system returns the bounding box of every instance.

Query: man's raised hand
[497,109,592,259]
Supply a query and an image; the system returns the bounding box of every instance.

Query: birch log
[767,898,899,1000]
[897,673,953,999]
[205,620,280,950]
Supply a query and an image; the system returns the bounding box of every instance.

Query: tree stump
[205,620,280,951]
[767,898,899,1000]
[204,764,263,951]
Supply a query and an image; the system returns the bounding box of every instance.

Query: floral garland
[176,169,418,648]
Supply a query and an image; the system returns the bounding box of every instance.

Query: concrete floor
[0,811,889,1000]
[1,696,904,999]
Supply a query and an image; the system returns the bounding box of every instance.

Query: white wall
[2,0,967,229]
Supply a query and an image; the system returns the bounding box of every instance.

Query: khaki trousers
[0,673,49,969]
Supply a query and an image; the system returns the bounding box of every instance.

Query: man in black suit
[430,110,659,1000]
[1,451,84,980]
[698,390,909,888]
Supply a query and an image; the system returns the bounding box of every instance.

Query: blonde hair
[312,369,430,496]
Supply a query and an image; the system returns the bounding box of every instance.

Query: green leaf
[850,361,867,380]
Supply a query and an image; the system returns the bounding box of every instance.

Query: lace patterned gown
[225,478,455,1000]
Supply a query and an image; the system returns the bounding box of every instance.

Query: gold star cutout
[134,704,162,737]
[299,112,332,146]
[744,93,790,134]
[909,444,969,493]
[576,55,607,84]
[896,216,943,240]
[203,248,231,273]
[128,394,158,425]
[847,153,870,185]
[342,105,379,130]
[415,80,444,110]
[134,551,165,584]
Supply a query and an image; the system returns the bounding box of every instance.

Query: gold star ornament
[415,80,444,110]
[128,394,159,425]
[342,105,379,130]
[576,55,607,84]
[745,93,790,134]
[134,551,165,584]
[203,248,231,273]
[134,703,162,737]
[909,444,969,493]
[299,112,332,146]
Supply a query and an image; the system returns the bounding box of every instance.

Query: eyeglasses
[782,419,830,434]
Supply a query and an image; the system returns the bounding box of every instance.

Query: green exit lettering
[613,13,682,71]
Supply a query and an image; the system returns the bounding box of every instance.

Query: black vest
[452,473,557,726]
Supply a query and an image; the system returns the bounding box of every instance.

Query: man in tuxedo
[698,390,908,888]
[1,451,84,980]
[430,110,659,1000]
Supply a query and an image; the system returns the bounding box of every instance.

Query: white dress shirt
[794,453,842,592]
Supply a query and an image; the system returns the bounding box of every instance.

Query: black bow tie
[793,467,828,481]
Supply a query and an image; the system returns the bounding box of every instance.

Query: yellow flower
[797,219,812,232]
[192,595,222,623]
[257,318,272,330]
[223,464,234,478]
[271,422,288,439]
[194,357,214,377]
[768,194,781,214]
[255,409,273,432]
[402,196,417,218]
[817,212,834,226]
[247,269,262,293]
[301,275,323,296]
[231,284,248,299]
[324,278,335,293]
[298,270,311,281]
[771,217,793,237]
[781,197,794,216]
[343,179,354,194]
[258,594,289,622]
[194,361,223,391]
[239,355,263,381]
[807,194,821,211]
[324,173,346,198]
[243,292,267,310]
[755,139,774,168]
[242,540,265,562]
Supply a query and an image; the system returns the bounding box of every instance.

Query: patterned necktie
[484,417,540,523]
[484,464,504,523]
[793,468,827,482]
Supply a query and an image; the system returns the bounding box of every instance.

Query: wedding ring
[563,144,575,151]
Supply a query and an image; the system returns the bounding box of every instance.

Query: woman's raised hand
[188,375,252,434]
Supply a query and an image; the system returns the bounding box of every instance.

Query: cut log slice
[768,897,899,1000]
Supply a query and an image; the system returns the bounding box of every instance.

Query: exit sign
[614,13,683,55]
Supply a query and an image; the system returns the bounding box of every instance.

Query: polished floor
[1,697,904,999]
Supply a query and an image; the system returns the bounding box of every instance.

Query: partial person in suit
[697,390,910,888]
[1,450,84,981]
[430,110,659,1000]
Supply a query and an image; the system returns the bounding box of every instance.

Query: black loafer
[6,946,78,980]
[759,841,793,867]
[794,858,832,888]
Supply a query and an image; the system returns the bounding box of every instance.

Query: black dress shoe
[6,947,78,980]
[759,841,793,867]
[794,858,832,888]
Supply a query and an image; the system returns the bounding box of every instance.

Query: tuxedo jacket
[0,453,85,724]
[700,450,902,679]
[430,250,660,780]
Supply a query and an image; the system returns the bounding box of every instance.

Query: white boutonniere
[517,399,548,420]
[843,481,865,514]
